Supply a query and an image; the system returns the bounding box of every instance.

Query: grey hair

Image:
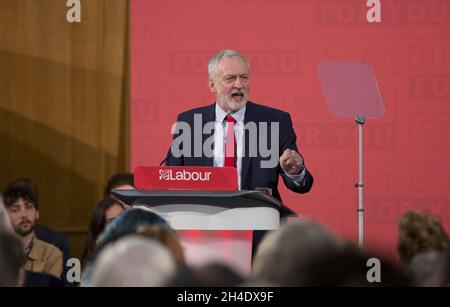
[0,195,13,232]
[207,49,250,80]
[89,235,176,287]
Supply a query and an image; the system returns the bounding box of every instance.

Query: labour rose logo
[159,169,170,180]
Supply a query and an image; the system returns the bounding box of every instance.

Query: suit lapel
[241,102,256,189]
[201,103,216,166]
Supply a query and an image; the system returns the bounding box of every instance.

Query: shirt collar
[215,102,246,124]
[27,235,41,260]
[25,235,34,256]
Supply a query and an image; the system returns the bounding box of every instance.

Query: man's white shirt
[213,103,306,190]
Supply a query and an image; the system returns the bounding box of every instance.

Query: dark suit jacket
[24,271,63,287]
[166,101,314,210]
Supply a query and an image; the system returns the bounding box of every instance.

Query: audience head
[81,208,170,285]
[398,211,449,265]
[0,229,26,286]
[407,250,450,287]
[105,172,134,197]
[3,178,38,209]
[0,195,13,232]
[291,245,410,286]
[90,235,176,287]
[167,262,243,287]
[81,197,128,267]
[251,219,345,286]
[137,224,185,265]
[95,207,170,256]
[3,178,39,238]
[252,220,410,286]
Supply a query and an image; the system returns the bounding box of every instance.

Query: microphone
[159,149,170,166]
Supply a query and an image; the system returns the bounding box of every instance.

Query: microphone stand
[355,114,365,249]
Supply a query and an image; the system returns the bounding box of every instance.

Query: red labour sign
[134,166,238,191]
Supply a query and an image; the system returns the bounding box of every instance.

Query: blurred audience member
[398,211,449,265]
[81,207,170,285]
[95,207,170,252]
[407,250,450,287]
[167,262,243,287]
[3,178,63,280]
[251,219,410,286]
[90,235,176,287]
[137,224,185,265]
[81,197,128,268]
[0,194,13,232]
[23,271,63,287]
[0,228,26,286]
[291,245,409,286]
[105,172,134,197]
[251,220,345,286]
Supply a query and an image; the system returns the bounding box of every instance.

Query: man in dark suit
[166,50,314,250]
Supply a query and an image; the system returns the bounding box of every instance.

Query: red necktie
[224,115,237,167]
[211,115,252,265]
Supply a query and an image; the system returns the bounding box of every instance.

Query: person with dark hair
[3,178,63,280]
[0,228,26,287]
[2,181,71,255]
[2,179,71,280]
[81,197,128,268]
[95,207,170,252]
[3,178,39,209]
[398,211,449,265]
[105,172,134,197]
